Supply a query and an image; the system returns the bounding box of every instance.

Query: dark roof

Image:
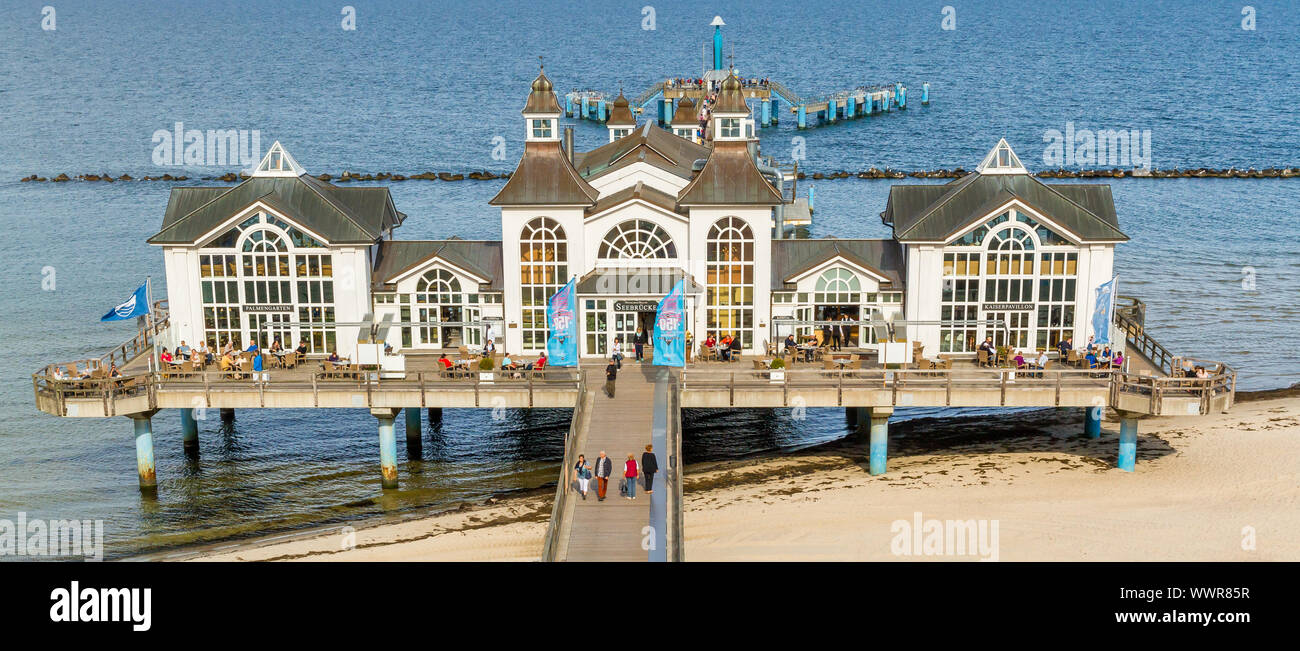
[575,267,703,295]
[770,239,905,289]
[884,173,1128,242]
[677,141,782,206]
[607,92,636,126]
[586,181,685,217]
[149,174,403,245]
[713,73,749,114]
[574,122,710,181]
[489,141,598,206]
[371,239,503,291]
[523,68,562,114]
[671,98,697,125]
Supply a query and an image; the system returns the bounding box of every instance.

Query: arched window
[598,219,678,259]
[520,217,568,351]
[415,269,465,348]
[814,268,861,303]
[705,217,754,348]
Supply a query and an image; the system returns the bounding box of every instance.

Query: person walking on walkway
[641,444,659,494]
[573,454,592,500]
[594,451,613,501]
[604,357,618,398]
[623,453,639,499]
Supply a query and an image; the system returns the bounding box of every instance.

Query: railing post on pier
[180,408,199,457]
[1117,413,1139,471]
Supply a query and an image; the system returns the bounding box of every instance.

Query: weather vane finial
[538,55,544,72]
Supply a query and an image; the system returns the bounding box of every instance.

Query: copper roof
[586,181,685,217]
[713,72,749,114]
[677,141,782,206]
[522,67,562,114]
[608,91,636,126]
[671,97,698,125]
[573,122,711,181]
[489,141,598,206]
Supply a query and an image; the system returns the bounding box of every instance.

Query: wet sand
[183,392,1299,562]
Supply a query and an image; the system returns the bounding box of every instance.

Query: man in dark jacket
[641,444,659,494]
[633,327,648,362]
[604,357,618,398]
[594,451,613,501]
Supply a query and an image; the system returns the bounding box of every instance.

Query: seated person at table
[219,351,235,372]
[703,334,716,349]
[194,341,211,364]
[534,352,547,370]
[52,366,66,380]
[500,353,517,370]
[978,337,995,356]
[328,350,341,363]
[1101,345,1112,360]
[1035,350,1049,369]
[384,342,393,355]
[296,339,309,356]
[1056,336,1073,358]
[1084,349,1099,369]
[1111,351,1124,369]
[1195,366,1208,379]
[160,348,174,365]
[269,339,283,355]
[176,341,191,360]
[719,335,733,360]
[1012,351,1027,369]
[109,362,121,378]
[728,335,742,357]
[784,334,796,352]
[483,339,496,357]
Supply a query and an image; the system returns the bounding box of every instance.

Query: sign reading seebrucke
[614,301,659,312]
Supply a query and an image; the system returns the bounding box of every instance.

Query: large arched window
[520,217,568,351]
[415,269,465,347]
[814,267,861,304]
[238,226,294,350]
[706,217,754,348]
[598,219,678,259]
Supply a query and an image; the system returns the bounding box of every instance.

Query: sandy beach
[184,391,1299,562]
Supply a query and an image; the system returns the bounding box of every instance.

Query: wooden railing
[665,371,684,562]
[33,367,584,417]
[1114,295,1175,375]
[541,370,588,562]
[1112,365,1237,415]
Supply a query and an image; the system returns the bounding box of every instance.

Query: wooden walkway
[553,359,669,562]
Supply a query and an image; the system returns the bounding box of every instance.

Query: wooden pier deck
[548,361,677,561]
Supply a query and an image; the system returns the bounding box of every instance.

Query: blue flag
[653,279,686,367]
[546,278,579,367]
[100,282,151,322]
[1090,276,1118,346]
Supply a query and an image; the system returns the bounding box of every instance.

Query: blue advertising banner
[1090,276,1118,347]
[652,279,686,367]
[546,278,579,366]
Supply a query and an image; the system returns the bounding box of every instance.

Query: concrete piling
[869,408,892,475]
[1084,407,1102,438]
[181,408,199,456]
[373,408,400,489]
[1118,416,1138,471]
[130,411,159,492]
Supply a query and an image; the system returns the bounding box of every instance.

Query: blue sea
[1,0,1297,558]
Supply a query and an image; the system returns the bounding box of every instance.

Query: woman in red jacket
[623,453,639,499]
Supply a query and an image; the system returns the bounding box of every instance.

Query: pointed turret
[607,89,636,142]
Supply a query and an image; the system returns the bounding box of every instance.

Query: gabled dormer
[710,71,754,142]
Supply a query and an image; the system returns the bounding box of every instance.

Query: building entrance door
[986,310,1031,349]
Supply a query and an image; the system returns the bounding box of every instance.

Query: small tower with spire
[606,88,636,142]
[670,97,699,141]
[710,71,753,142]
[522,59,561,143]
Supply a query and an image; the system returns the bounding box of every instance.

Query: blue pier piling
[132,413,157,491]
[580,96,589,121]
[565,94,573,117]
[827,101,836,123]
[405,407,421,440]
[761,98,771,127]
[597,99,606,123]
[770,96,779,123]
[922,82,930,105]
[869,409,891,475]
[808,185,815,213]
[899,86,907,110]
[375,410,399,489]
[797,104,806,129]
[1084,406,1102,438]
[180,407,198,455]
[846,95,856,119]
[1118,416,1138,472]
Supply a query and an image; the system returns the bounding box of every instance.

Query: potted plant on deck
[478,356,495,384]
[769,357,786,383]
